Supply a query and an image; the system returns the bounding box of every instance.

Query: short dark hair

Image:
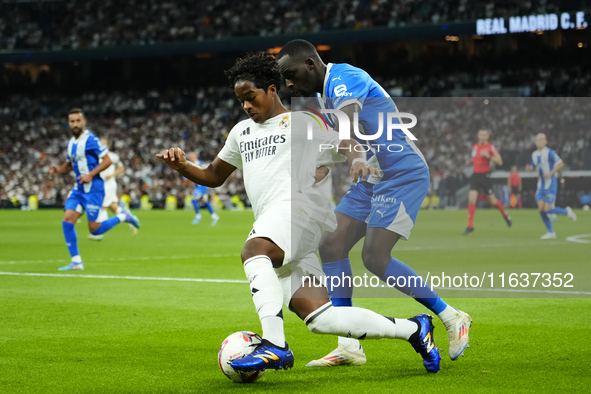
[224,52,281,91]
[277,39,318,60]
[69,108,84,117]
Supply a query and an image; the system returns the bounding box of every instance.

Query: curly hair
[224,52,281,92]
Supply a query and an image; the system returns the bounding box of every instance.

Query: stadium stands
[1,0,573,50]
[1,88,589,209]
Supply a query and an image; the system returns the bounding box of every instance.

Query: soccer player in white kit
[88,137,138,240]
[157,53,442,374]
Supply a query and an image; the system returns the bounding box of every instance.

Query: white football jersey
[218,111,343,227]
[100,151,122,191]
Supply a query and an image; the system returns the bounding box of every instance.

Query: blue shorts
[536,185,557,205]
[335,169,430,240]
[65,189,104,222]
[193,186,208,200]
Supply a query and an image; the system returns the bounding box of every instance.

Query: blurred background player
[278,39,471,366]
[88,137,138,240]
[507,165,522,209]
[48,109,140,270]
[187,152,219,226]
[526,133,577,239]
[463,129,512,235]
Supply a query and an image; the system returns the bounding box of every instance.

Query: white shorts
[103,187,118,208]
[246,201,326,306]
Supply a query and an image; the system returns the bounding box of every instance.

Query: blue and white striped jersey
[66,130,108,193]
[317,63,427,180]
[530,147,562,190]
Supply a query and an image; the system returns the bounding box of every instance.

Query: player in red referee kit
[463,129,512,235]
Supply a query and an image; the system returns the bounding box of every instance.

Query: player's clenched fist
[156,147,187,171]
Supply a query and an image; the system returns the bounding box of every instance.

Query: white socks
[338,336,362,351]
[437,305,459,326]
[304,302,418,341]
[243,255,285,347]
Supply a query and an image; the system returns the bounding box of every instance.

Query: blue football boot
[409,314,441,373]
[124,210,140,229]
[231,339,294,372]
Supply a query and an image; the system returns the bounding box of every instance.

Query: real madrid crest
[279,115,290,129]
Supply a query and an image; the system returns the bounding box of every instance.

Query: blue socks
[323,256,449,314]
[192,200,214,215]
[547,207,567,215]
[540,211,554,232]
[62,221,79,257]
[381,257,448,314]
[91,216,122,235]
[322,258,353,307]
[203,201,214,215]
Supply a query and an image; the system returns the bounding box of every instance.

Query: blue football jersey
[531,147,562,191]
[193,159,207,194]
[317,63,427,179]
[66,130,108,193]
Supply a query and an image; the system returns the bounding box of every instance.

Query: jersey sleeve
[110,152,123,167]
[490,144,500,156]
[217,125,243,170]
[549,149,562,165]
[315,128,346,167]
[87,135,109,158]
[530,152,535,167]
[328,70,370,110]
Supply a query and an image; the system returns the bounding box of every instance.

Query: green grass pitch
[1,208,590,393]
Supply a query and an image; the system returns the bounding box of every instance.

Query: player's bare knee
[241,238,283,267]
[88,221,101,232]
[318,236,338,261]
[361,246,389,277]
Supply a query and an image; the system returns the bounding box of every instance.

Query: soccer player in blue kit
[49,109,140,270]
[526,133,577,239]
[278,40,472,366]
[187,152,220,226]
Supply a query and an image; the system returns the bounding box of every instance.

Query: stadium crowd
[1,85,589,209]
[0,0,576,50]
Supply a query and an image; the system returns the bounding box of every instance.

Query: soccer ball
[218,331,266,383]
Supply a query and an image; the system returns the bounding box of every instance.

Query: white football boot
[306,339,366,367]
[540,232,557,239]
[566,206,577,222]
[443,309,472,360]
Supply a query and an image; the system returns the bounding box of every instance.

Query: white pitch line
[566,234,591,244]
[0,271,248,283]
[0,254,240,265]
[1,272,590,295]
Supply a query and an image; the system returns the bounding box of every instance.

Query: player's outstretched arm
[49,162,73,176]
[156,147,236,187]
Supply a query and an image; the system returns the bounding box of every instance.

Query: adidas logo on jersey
[240,127,250,136]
